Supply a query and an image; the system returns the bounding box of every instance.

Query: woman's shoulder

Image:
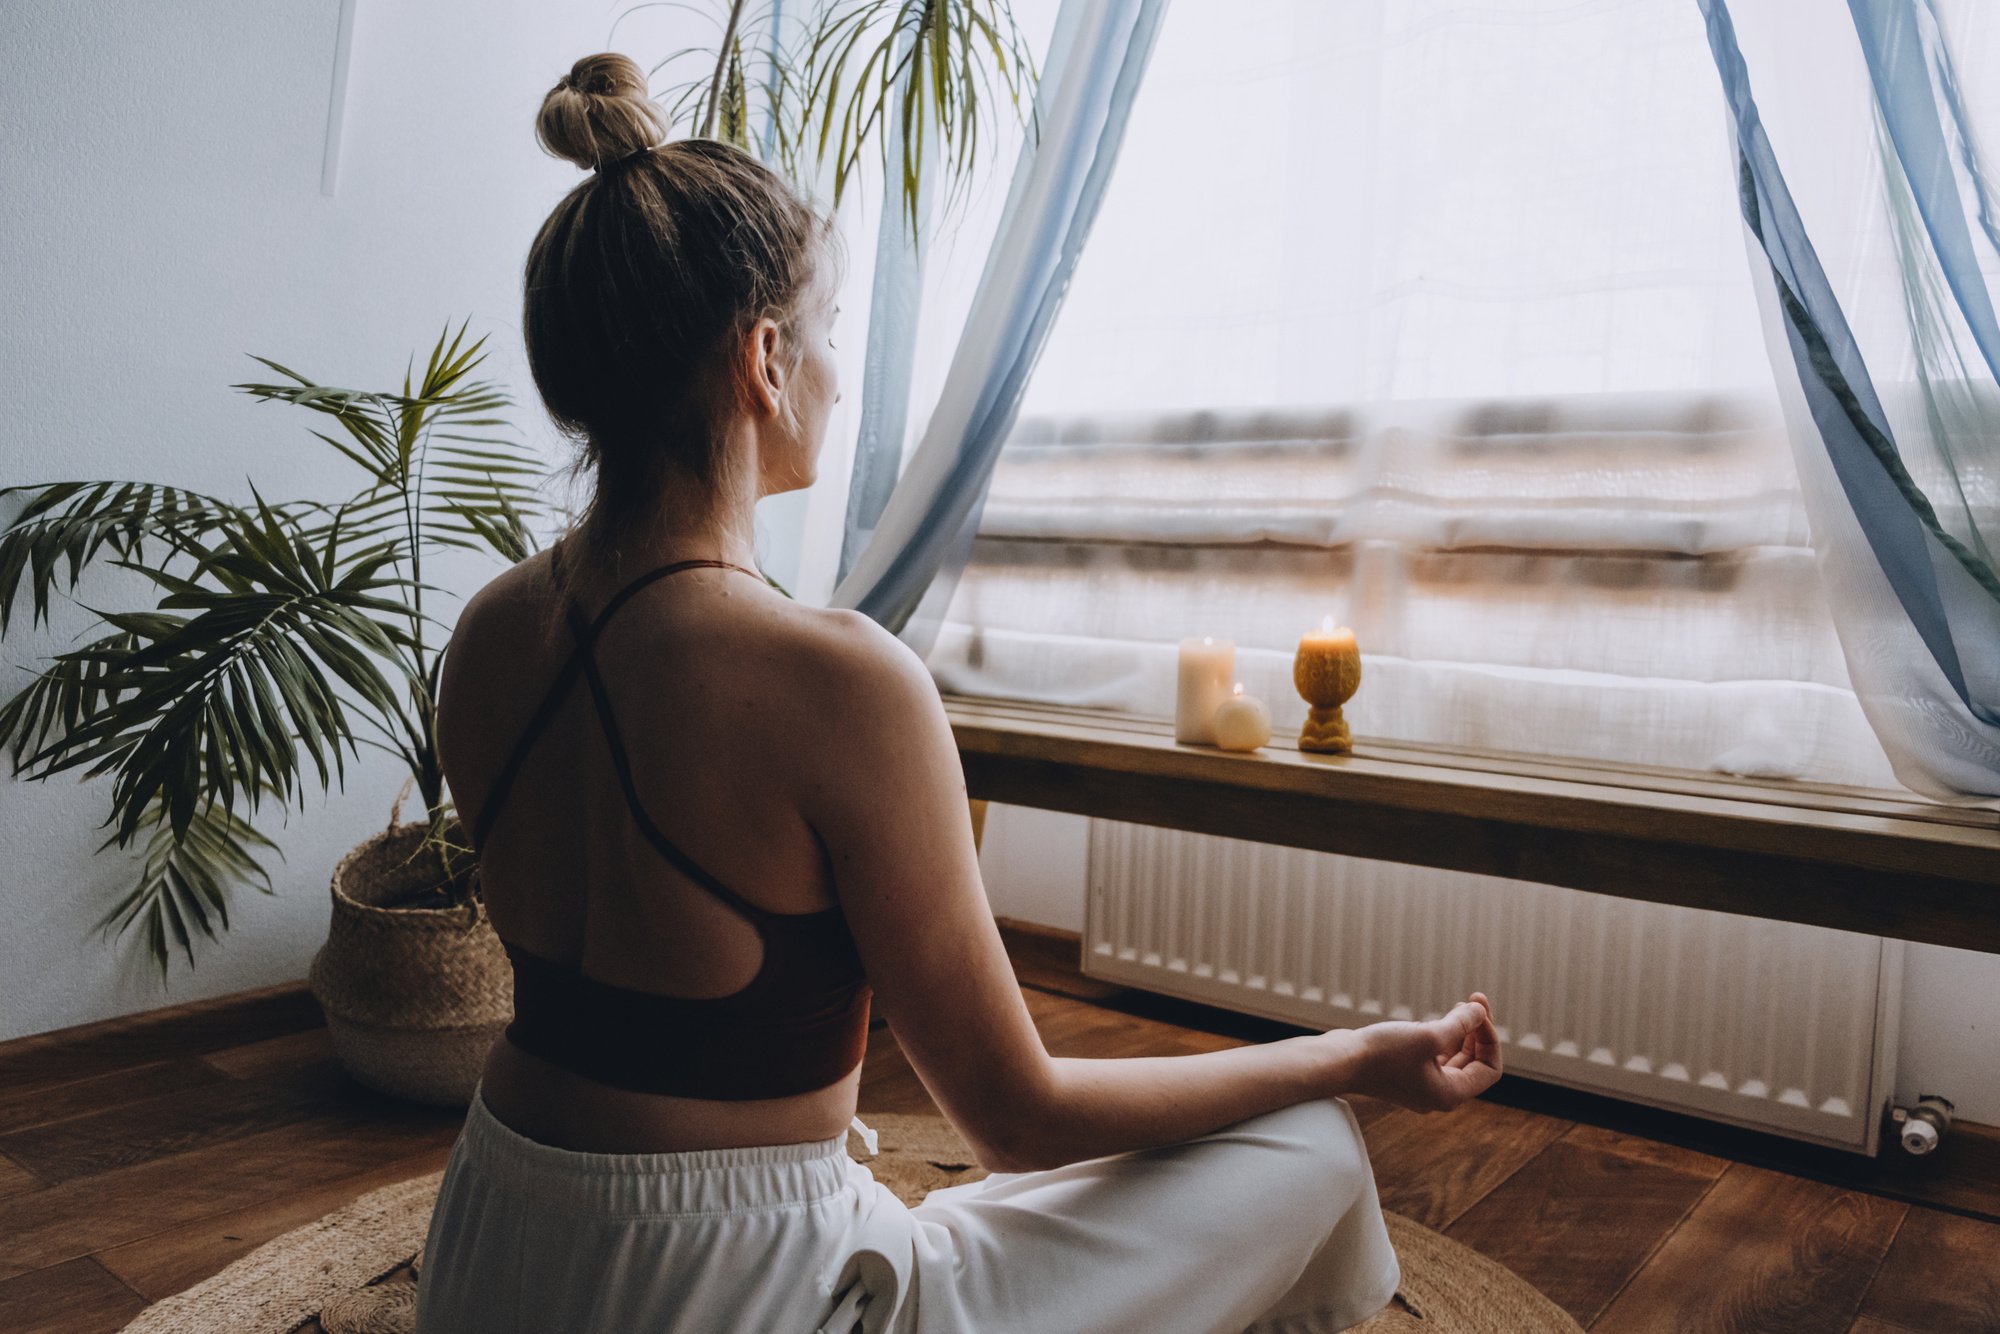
[727,596,947,767]
[446,550,558,659]
[753,601,956,817]
[763,598,935,707]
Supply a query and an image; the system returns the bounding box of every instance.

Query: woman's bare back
[437,544,870,1153]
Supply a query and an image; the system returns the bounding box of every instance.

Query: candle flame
[1320,614,1334,633]
[1202,635,1214,645]
[1232,682,1244,696]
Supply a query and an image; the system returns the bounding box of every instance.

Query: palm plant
[0,326,550,980]
[635,0,1041,232]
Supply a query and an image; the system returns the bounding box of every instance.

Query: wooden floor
[1,949,1996,1334]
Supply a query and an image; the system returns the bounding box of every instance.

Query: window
[914,0,1898,788]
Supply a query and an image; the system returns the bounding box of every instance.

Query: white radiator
[1084,821,1903,1153]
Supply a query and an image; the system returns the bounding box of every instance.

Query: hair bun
[537,53,669,171]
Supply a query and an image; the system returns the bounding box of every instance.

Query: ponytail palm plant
[0,326,549,980]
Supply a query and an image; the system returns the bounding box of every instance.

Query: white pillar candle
[1176,637,1235,744]
[1213,682,1272,752]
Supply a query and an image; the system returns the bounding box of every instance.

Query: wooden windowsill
[943,694,2000,955]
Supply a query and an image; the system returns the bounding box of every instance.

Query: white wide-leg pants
[415,1082,1400,1334]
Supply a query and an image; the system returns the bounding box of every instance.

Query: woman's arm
[798,612,1501,1173]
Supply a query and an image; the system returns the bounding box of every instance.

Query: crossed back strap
[467,542,764,927]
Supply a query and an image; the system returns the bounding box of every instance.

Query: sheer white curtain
[917,0,1901,789]
[828,0,1174,649]
[1707,0,2000,798]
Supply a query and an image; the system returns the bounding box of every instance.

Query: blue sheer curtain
[833,20,935,591]
[828,0,1172,654]
[1699,0,2000,798]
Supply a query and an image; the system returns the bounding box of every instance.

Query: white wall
[972,804,2000,1127]
[0,0,840,1040]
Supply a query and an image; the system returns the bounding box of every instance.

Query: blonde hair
[525,53,836,590]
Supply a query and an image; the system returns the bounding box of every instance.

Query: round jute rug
[118,1113,1580,1334]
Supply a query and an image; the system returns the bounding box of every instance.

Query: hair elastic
[594,143,662,174]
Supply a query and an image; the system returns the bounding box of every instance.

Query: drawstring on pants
[817,1281,871,1334]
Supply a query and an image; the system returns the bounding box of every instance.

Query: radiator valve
[1891,1095,1955,1156]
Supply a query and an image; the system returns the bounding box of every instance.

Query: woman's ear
[745,316,785,418]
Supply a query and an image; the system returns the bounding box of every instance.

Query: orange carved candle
[1294,616,1360,754]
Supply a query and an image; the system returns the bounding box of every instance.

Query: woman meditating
[415,53,1504,1334]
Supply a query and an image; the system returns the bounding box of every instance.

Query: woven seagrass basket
[308,821,511,1107]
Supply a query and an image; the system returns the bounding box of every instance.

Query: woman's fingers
[1402,993,1504,1110]
[1447,1058,1502,1100]
[1462,992,1500,1068]
[1428,993,1503,1102]
[1476,1003,1502,1069]
[1430,1000,1486,1055]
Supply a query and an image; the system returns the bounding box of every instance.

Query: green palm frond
[28,498,413,846]
[646,0,1039,235]
[430,475,539,564]
[0,627,141,771]
[422,426,545,563]
[654,5,811,174]
[800,0,1038,230]
[236,324,543,569]
[0,483,241,633]
[93,793,282,983]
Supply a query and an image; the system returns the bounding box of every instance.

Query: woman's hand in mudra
[1346,992,1502,1113]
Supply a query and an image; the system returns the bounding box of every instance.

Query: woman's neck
[606,470,764,575]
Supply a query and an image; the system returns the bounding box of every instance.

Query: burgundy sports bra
[467,546,872,1101]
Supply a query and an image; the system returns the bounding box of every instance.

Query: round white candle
[1213,683,1271,752]
[1176,636,1235,744]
